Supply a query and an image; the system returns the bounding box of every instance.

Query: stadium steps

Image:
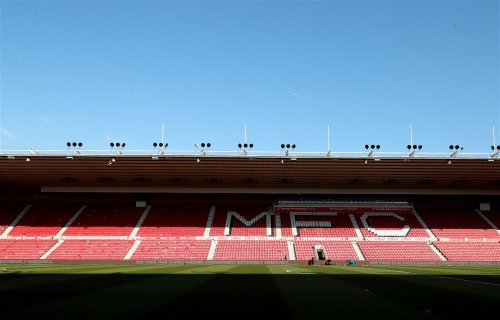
[474,209,500,234]
[351,241,366,261]
[266,211,273,236]
[40,239,64,260]
[275,213,283,238]
[124,239,142,260]
[207,239,218,260]
[55,205,87,238]
[203,205,216,238]
[412,208,437,240]
[428,242,447,261]
[349,214,364,240]
[129,205,152,239]
[287,240,296,260]
[0,205,31,239]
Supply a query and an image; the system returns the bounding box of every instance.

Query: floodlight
[67,142,71,147]
[201,143,206,148]
[122,143,126,148]
[238,143,242,148]
[249,144,253,148]
[376,145,380,149]
[449,145,453,150]
[418,145,422,150]
[455,145,459,150]
[159,142,163,147]
[78,142,83,147]
[110,142,115,147]
[153,142,158,147]
[292,144,296,149]
[497,146,500,150]
[407,145,411,150]
[165,143,168,147]
[371,145,375,149]
[492,146,495,151]
[72,142,77,147]
[413,145,417,150]
[286,144,291,148]
[244,143,248,148]
[365,144,369,150]
[116,142,121,147]
[281,144,285,149]
[207,143,211,148]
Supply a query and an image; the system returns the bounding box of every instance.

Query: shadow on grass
[0,273,499,319]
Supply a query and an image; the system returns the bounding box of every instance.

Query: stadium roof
[1,155,499,195]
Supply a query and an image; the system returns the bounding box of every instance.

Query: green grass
[1,264,499,319]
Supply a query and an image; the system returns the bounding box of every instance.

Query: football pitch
[1,264,499,319]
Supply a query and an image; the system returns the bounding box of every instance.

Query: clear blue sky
[1,0,499,153]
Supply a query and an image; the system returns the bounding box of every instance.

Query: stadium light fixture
[153,141,168,155]
[281,143,296,156]
[365,144,381,157]
[490,145,500,158]
[110,142,126,155]
[449,144,462,158]
[238,142,254,156]
[196,142,212,155]
[66,141,83,155]
[407,144,423,157]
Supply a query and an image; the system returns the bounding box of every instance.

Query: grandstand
[0,201,498,262]
[0,155,499,264]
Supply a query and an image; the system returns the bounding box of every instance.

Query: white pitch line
[429,275,500,287]
[364,266,500,287]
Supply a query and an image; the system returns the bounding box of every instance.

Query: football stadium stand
[0,200,499,262]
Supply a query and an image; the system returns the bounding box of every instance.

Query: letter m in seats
[224,211,273,236]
